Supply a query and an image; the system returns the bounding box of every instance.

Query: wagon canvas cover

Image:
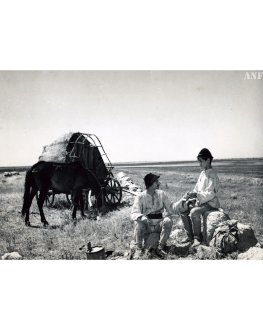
[39,132,107,183]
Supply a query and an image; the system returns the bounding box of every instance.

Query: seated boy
[180,148,220,247]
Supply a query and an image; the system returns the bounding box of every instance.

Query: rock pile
[3,171,20,177]
[116,172,142,203]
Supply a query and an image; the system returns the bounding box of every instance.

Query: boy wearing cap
[131,173,174,258]
[180,148,220,247]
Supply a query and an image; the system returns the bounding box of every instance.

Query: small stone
[236,223,258,252]
[1,252,23,260]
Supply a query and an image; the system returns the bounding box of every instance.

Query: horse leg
[37,190,49,227]
[24,187,37,226]
[71,190,79,220]
[97,189,106,216]
[80,191,85,219]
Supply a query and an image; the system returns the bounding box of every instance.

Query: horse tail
[21,164,36,216]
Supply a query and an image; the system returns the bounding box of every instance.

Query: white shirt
[131,189,174,224]
[193,168,220,208]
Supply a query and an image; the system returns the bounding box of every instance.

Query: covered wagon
[38,132,122,207]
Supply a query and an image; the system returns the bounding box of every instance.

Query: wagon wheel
[104,178,122,205]
[36,189,55,207]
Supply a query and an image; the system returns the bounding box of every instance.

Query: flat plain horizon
[1,156,263,168]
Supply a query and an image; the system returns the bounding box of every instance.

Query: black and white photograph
[1,70,262,261]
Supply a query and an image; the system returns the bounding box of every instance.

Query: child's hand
[187,198,196,204]
[182,192,191,200]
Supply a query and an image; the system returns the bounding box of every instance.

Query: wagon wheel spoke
[105,178,122,205]
[110,194,114,203]
[113,194,119,204]
[111,193,119,203]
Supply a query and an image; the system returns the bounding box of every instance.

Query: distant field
[113,158,263,179]
[0,166,30,174]
[2,158,263,178]
[112,158,263,166]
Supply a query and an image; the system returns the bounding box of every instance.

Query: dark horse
[21,161,104,226]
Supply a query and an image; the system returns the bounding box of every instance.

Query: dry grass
[0,161,262,260]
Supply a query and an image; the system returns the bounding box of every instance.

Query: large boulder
[1,252,23,260]
[236,223,258,252]
[167,242,191,256]
[167,229,191,255]
[237,247,263,260]
[203,210,229,245]
[170,228,188,243]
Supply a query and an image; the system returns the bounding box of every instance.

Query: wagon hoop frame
[66,133,114,177]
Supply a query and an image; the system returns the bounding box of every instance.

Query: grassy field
[0,160,262,260]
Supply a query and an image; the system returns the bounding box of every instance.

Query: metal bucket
[85,246,105,260]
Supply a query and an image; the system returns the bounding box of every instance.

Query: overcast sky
[0,70,262,166]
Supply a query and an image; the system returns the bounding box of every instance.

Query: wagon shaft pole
[121,189,138,196]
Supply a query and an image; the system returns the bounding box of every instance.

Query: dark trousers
[180,203,216,240]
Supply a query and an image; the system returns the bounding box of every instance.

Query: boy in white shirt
[131,173,174,257]
[180,148,220,247]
